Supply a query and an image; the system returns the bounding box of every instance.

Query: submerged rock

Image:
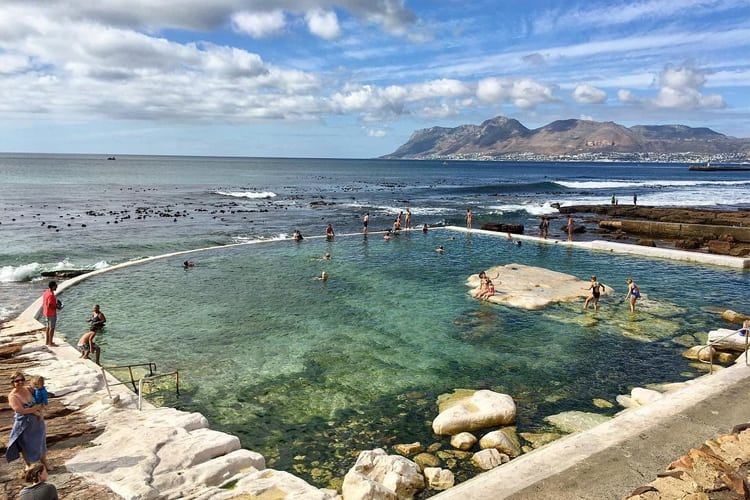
[393,442,423,457]
[413,452,440,468]
[592,398,614,409]
[721,309,750,324]
[342,449,424,500]
[519,432,563,449]
[432,390,516,435]
[544,411,611,433]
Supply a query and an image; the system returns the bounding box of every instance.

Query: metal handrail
[696,329,749,374]
[102,362,157,392]
[138,371,180,411]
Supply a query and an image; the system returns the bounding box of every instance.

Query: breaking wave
[0,260,110,283]
[215,190,277,199]
[554,179,750,190]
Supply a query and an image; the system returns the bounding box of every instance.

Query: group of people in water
[582,275,642,312]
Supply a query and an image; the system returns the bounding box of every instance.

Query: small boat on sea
[107,156,116,160]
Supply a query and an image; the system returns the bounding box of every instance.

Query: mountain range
[383,116,750,160]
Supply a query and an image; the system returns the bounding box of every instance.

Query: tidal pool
[58,230,750,489]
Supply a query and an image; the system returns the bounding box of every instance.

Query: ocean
[3,153,750,321]
[2,154,750,489]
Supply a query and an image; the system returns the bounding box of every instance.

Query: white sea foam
[0,263,43,282]
[560,188,740,208]
[232,233,288,243]
[555,179,750,190]
[343,203,452,216]
[0,259,110,283]
[486,202,560,216]
[0,305,16,321]
[215,190,277,199]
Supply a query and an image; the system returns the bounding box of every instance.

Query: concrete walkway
[436,360,750,500]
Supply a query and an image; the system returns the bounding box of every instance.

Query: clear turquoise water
[56,230,750,487]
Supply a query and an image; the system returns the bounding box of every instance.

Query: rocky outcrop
[432,390,516,435]
[1,318,336,500]
[342,449,424,500]
[707,328,749,352]
[467,264,611,310]
[626,429,750,500]
[561,206,750,229]
[479,223,524,234]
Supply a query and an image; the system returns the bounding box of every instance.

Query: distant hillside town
[383,116,750,162]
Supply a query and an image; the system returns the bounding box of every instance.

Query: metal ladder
[696,330,749,374]
[100,362,180,410]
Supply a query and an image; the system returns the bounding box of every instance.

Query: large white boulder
[432,390,516,435]
[342,449,425,500]
[708,328,749,352]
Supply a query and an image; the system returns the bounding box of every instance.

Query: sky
[1,0,749,158]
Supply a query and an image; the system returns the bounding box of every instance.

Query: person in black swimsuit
[584,275,604,311]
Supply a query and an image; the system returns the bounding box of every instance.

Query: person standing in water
[405,208,412,229]
[466,208,473,229]
[625,278,641,312]
[539,216,550,239]
[325,223,335,240]
[566,215,574,242]
[362,213,369,234]
[583,275,604,311]
[633,193,638,206]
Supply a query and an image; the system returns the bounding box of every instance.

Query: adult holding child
[6,371,48,469]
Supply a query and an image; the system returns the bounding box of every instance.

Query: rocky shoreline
[557,205,750,257]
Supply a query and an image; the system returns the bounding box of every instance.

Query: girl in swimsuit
[625,278,641,312]
[475,271,488,298]
[583,275,603,311]
[479,280,496,300]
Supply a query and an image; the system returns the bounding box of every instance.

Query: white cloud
[535,0,746,32]
[232,10,286,38]
[617,67,726,110]
[0,0,416,36]
[0,53,31,74]
[572,84,607,104]
[477,77,557,108]
[367,128,386,137]
[618,89,640,103]
[306,9,341,40]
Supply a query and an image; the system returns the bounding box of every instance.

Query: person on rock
[466,208,473,229]
[41,281,59,347]
[583,275,604,311]
[625,278,641,313]
[76,330,101,365]
[566,216,574,242]
[478,279,496,301]
[6,372,48,469]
